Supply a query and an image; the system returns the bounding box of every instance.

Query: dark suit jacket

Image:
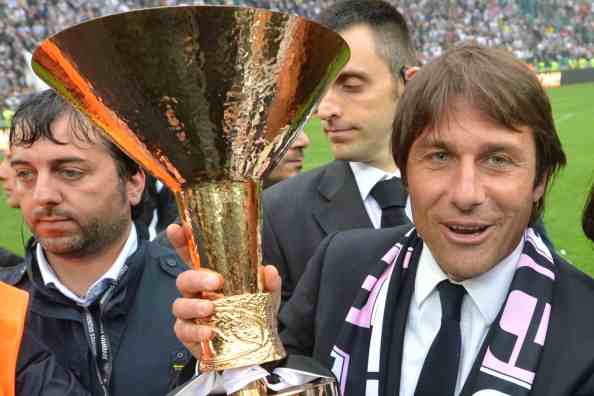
[279,226,594,396]
[263,160,375,302]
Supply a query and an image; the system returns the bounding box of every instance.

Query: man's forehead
[414,117,533,149]
[51,114,104,144]
[11,129,108,165]
[15,115,104,149]
[425,99,531,135]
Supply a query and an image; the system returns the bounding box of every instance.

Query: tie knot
[370,178,407,209]
[437,280,466,322]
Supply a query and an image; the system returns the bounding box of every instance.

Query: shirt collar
[349,161,401,202]
[36,224,138,305]
[414,236,524,324]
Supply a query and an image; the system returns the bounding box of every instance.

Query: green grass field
[1,82,594,274]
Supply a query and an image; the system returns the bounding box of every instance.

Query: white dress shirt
[349,162,412,228]
[37,224,138,307]
[148,180,165,241]
[399,239,523,396]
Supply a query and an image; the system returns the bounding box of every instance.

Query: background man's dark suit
[263,160,374,302]
[279,226,594,396]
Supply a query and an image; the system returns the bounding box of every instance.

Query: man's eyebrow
[481,142,526,157]
[9,159,30,167]
[50,157,89,166]
[417,134,449,150]
[10,156,89,167]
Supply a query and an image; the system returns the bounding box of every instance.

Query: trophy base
[200,292,286,372]
[231,378,339,396]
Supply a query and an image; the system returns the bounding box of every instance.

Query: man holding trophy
[171,44,594,395]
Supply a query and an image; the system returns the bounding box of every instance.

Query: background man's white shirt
[37,224,138,306]
[349,162,412,228]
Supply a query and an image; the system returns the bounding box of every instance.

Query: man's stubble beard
[38,178,132,259]
[39,213,130,258]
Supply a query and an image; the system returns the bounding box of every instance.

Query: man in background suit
[263,0,418,301]
[171,45,594,395]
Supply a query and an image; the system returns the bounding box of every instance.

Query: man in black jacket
[2,90,190,396]
[16,330,89,395]
[171,46,594,395]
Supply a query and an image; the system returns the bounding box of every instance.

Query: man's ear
[404,66,420,83]
[533,172,548,203]
[127,169,146,206]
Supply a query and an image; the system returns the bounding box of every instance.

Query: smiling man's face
[407,100,546,281]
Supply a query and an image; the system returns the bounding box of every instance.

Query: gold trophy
[31,6,348,395]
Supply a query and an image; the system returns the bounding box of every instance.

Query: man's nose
[32,173,62,206]
[316,88,342,121]
[292,131,311,150]
[0,160,9,181]
[450,160,485,211]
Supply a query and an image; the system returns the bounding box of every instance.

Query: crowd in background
[400,0,594,66]
[1,0,594,112]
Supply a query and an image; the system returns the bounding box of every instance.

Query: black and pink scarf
[330,227,556,396]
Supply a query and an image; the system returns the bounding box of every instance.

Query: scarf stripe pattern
[330,228,556,396]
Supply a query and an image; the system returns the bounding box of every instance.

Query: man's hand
[167,223,281,360]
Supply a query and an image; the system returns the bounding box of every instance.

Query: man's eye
[341,78,363,92]
[342,83,362,92]
[15,169,34,181]
[486,154,512,168]
[430,151,449,162]
[60,169,83,180]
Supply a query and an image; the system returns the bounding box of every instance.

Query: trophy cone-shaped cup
[32,5,349,376]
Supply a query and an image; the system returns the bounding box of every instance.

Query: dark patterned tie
[414,280,466,396]
[369,178,407,227]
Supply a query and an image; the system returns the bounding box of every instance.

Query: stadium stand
[1,0,593,112]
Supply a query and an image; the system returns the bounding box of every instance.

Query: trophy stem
[176,179,263,296]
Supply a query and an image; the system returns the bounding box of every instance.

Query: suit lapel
[313,161,372,235]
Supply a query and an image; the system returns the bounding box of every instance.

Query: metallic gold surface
[272,379,339,396]
[231,380,268,396]
[31,5,349,377]
[200,292,284,371]
[178,180,261,296]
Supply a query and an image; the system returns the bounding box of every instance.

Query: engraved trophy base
[231,378,339,396]
[200,292,286,372]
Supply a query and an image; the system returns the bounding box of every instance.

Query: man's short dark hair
[583,183,594,243]
[392,45,566,224]
[318,0,418,81]
[9,89,146,218]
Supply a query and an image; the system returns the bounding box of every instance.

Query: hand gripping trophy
[31,5,349,395]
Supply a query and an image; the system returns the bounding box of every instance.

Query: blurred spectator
[0,148,20,208]
[1,0,593,111]
[263,131,311,189]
